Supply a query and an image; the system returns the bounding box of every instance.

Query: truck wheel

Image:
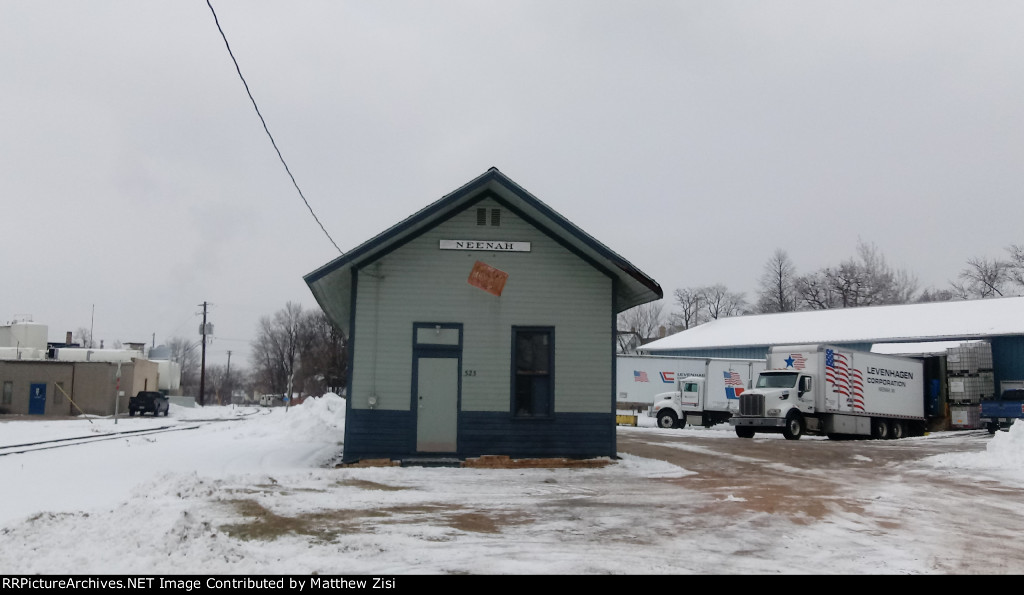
[782,411,803,440]
[889,420,905,440]
[657,410,679,429]
[735,427,755,439]
[128,409,135,417]
[872,419,890,440]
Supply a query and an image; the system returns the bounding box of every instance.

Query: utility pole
[225,350,232,406]
[199,301,209,407]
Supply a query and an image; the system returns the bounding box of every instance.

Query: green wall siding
[350,198,612,414]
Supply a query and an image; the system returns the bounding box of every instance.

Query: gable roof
[305,168,662,332]
[641,296,1024,352]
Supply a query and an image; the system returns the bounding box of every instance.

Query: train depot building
[305,168,662,464]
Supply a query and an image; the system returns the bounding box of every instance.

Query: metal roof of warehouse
[641,296,1024,352]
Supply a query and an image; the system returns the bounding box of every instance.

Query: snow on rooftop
[871,340,984,356]
[642,296,1024,352]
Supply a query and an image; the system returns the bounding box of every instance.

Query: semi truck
[730,344,926,440]
[650,358,767,429]
[616,355,765,426]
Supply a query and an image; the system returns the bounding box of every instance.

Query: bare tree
[250,302,315,397]
[795,270,836,310]
[794,240,917,309]
[756,249,797,313]
[73,327,93,348]
[889,269,921,304]
[167,336,201,396]
[1005,244,1024,291]
[616,301,665,352]
[851,240,919,305]
[202,364,227,405]
[670,287,705,331]
[300,311,348,396]
[916,287,958,303]
[952,256,1009,299]
[700,284,747,320]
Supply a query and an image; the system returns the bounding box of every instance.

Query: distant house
[305,168,662,464]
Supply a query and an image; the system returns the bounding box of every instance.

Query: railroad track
[0,407,268,457]
[0,425,201,457]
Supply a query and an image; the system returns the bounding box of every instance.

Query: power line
[205,0,343,255]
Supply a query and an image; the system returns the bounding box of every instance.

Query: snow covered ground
[1,395,1021,575]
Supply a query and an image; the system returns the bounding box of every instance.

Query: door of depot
[415,355,459,453]
[412,323,462,454]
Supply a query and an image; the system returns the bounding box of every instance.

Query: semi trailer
[616,354,765,412]
[730,344,926,440]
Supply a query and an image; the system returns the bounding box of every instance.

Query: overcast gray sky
[3,1,1022,368]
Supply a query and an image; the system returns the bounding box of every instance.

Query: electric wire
[205,0,343,255]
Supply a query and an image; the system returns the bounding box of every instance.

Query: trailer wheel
[782,411,803,440]
[735,427,755,439]
[890,420,905,440]
[657,410,679,429]
[872,419,890,440]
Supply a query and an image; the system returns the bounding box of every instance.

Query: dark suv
[128,391,170,417]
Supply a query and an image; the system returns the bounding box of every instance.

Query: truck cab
[128,391,170,417]
[732,370,816,438]
[981,389,1024,433]
[651,375,734,429]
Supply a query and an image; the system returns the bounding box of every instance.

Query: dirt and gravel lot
[616,425,1024,573]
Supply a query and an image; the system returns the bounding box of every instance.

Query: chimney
[66,331,73,344]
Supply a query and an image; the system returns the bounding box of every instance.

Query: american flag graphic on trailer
[634,370,649,382]
[723,370,745,399]
[784,353,807,369]
[826,349,865,411]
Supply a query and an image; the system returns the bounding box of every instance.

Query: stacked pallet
[947,341,994,429]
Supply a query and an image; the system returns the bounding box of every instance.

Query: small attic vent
[476,207,501,226]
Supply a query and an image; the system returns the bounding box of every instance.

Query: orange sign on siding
[467,261,508,297]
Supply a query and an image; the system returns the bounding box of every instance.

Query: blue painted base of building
[342,409,616,464]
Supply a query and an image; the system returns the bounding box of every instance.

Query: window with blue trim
[512,327,553,417]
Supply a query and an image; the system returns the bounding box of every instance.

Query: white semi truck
[616,355,765,428]
[730,344,926,440]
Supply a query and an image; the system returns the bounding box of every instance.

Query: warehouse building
[305,168,662,464]
[639,296,1024,429]
[0,321,161,417]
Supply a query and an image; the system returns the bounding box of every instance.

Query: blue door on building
[29,383,47,415]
